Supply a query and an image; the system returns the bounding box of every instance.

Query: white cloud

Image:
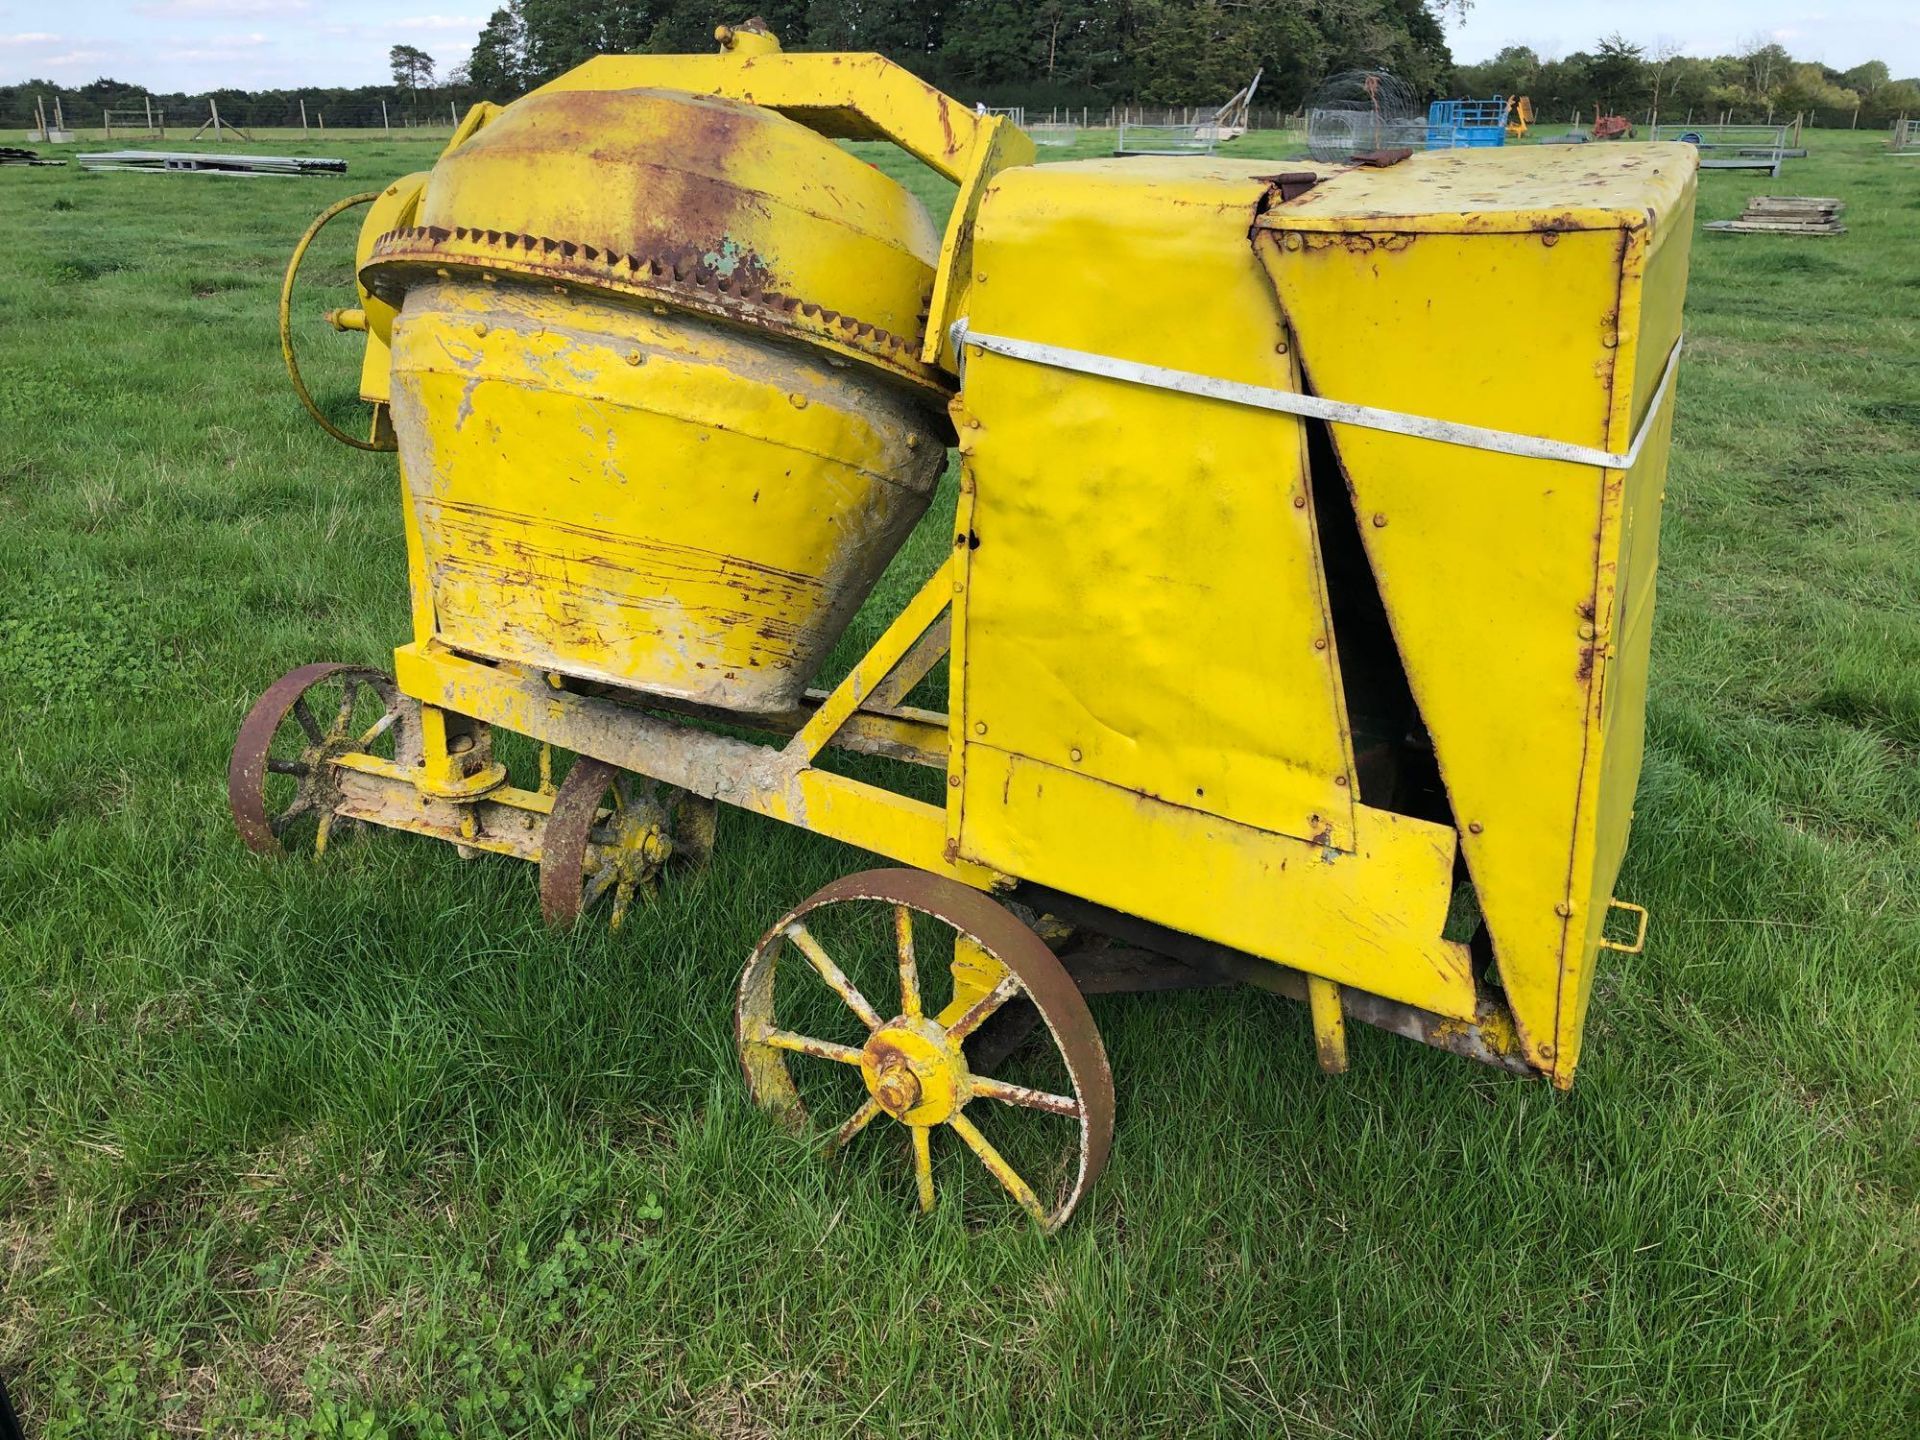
[133,1,310,17]
[384,15,487,32]
[0,30,60,44]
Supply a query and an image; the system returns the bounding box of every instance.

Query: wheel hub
[861,1018,967,1126]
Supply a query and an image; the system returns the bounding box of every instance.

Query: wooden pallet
[1705,196,1845,236]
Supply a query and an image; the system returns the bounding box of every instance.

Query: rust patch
[364,225,944,391]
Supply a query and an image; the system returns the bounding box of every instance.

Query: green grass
[1,128,1916,1437]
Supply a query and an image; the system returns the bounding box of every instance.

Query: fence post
[145,95,153,134]
[382,99,391,138]
[105,107,113,139]
[210,96,223,139]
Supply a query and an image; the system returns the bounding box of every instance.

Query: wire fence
[10,90,1917,144]
[7,93,471,140]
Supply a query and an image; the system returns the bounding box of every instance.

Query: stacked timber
[1705,196,1845,235]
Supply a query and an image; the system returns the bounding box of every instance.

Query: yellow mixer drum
[360,86,952,714]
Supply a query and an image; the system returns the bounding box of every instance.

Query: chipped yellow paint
[954,159,1361,854]
[1257,143,1695,1083]
[960,745,1475,1021]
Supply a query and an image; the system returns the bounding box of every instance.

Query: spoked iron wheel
[737,869,1114,1231]
[228,663,420,856]
[539,757,717,929]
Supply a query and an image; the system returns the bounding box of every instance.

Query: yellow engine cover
[952,144,1694,1080]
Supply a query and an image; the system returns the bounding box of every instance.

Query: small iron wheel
[539,757,716,930]
[737,869,1114,1231]
[228,663,420,856]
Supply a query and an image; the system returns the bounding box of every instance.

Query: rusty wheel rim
[228,663,418,856]
[736,868,1114,1231]
[539,757,716,929]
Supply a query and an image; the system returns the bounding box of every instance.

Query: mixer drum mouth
[362,85,954,715]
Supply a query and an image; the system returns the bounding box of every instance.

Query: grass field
[1,127,1916,1437]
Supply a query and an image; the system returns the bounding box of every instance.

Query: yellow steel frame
[390,552,998,893]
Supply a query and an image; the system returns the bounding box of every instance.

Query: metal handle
[1598,898,1650,955]
[279,190,395,452]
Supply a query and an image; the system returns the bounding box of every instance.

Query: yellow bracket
[1599,899,1650,955]
[1307,976,1348,1075]
[524,49,1035,372]
[787,556,956,764]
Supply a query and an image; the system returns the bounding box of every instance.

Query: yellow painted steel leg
[912,1126,935,1213]
[1308,975,1348,1075]
[895,905,921,1020]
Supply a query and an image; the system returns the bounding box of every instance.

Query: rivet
[1334,775,1349,787]
[435,267,451,279]
[952,581,963,594]
[1371,512,1388,527]
[472,321,488,336]
[975,271,987,283]
[1468,821,1484,834]
[968,417,982,430]
[1274,340,1289,354]
[1555,902,1573,917]
[1293,495,1307,509]
[1069,748,1083,763]
[1313,637,1327,651]
[906,433,920,449]
[1578,622,1596,640]
[948,774,961,788]
[626,351,644,366]
[481,271,498,284]
[974,722,987,735]
[789,392,808,408]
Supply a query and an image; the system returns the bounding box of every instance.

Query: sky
[2,1,1916,93]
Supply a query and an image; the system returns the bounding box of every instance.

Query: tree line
[1457,39,1920,128]
[457,1,1452,111]
[6,5,1919,132]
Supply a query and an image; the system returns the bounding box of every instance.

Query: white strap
[952,321,1682,471]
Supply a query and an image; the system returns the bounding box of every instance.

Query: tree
[1840,60,1888,97]
[466,5,529,96]
[1587,32,1644,110]
[389,44,436,95]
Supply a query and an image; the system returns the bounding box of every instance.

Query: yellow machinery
[250,21,1694,1228]
[1506,94,1535,139]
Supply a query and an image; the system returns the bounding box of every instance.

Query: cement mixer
[241,21,1696,1229]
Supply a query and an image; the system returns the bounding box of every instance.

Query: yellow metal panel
[1560,187,1694,1078]
[959,746,1474,1021]
[1273,142,1697,235]
[958,161,1357,850]
[1257,145,1692,1079]
[350,172,425,404]
[388,279,943,710]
